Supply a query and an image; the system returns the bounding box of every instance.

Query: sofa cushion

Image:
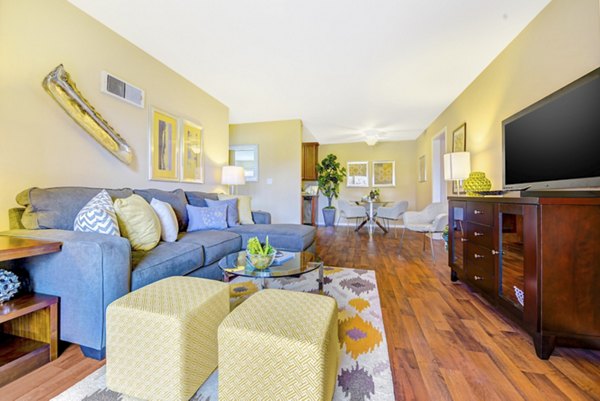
[114,195,161,251]
[178,230,242,265]
[73,190,120,236]
[227,224,316,252]
[185,191,219,207]
[16,187,133,230]
[134,189,189,231]
[131,241,204,290]
[218,194,254,225]
[150,198,179,242]
[206,198,239,227]
[187,204,228,231]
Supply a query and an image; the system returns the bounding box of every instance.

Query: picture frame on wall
[150,108,179,181]
[452,122,467,152]
[347,161,369,187]
[180,120,204,183]
[418,155,427,182]
[373,160,395,187]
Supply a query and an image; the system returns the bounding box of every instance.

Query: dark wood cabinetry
[448,196,600,359]
[302,142,319,180]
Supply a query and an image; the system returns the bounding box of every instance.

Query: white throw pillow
[73,190,120,236]
[150,198,179,242]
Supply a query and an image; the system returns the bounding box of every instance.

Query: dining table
[354,199,390,234]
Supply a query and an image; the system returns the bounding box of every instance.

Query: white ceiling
[68,0,550,144]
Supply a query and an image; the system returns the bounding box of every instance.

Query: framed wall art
[180,120,204,183]
[150,108,179,181]
[373,160,395,187]
[452,122,467,152]
[347,161,369,187]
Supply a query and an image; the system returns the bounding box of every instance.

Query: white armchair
[337,199,367,232]
[375,201,409,237]
[401,202,448,260]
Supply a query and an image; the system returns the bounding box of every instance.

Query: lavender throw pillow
[205,198,239,227]
[186,204,228,231]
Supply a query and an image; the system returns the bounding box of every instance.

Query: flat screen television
[502,67,600,191]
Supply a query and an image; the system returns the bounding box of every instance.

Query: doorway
[432,128,447,203]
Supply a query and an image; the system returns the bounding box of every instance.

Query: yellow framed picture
[150,108,179,181]
[373,160,395,187]
[180,120,204,183]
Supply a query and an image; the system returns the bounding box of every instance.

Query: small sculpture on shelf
[0,269,20,304]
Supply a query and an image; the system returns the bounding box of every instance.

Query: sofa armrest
[9,207,25,229]
[252,210,271,224]
[0,229,131,353]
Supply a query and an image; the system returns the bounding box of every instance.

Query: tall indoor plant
[316,153,347,226]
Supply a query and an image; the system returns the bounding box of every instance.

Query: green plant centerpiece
[316,153,347,226]
[246,236,276,270]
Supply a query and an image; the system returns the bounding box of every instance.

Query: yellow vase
[463,171,491,196]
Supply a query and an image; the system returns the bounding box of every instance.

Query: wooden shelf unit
[0,293,59,387]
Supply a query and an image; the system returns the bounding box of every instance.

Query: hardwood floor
[1,226,599,400]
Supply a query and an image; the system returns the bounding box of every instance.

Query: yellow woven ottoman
[218,289,339,401]
[106,276,229,401]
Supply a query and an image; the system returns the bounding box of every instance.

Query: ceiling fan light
[365,134,378,146]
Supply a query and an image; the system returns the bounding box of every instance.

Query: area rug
[52,267,395,401]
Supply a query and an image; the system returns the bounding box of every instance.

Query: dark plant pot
[322,208,336,227]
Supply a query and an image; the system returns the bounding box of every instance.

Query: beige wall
[229,120,302,223]
[416,0,600,208]
[317,141,417,225]
[0,0,230,229]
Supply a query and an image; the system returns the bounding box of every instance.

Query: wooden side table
[0,235,62,386]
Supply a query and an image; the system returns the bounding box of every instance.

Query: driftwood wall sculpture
[42,64,133,165]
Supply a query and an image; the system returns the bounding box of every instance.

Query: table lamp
[221,166,246,195]
[444,152,470,194]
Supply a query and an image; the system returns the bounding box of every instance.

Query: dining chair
[337,199,367,232]
[400,202,448,260]
[375,201,409,237]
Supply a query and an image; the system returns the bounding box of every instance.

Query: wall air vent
[100,71,144,108]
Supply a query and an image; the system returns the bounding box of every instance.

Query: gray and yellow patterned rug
[52,267,395,401]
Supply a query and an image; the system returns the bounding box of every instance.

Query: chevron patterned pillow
[73,190,120,236]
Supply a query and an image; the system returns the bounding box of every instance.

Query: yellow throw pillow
[114,194,161,251]
[218,194,254,225]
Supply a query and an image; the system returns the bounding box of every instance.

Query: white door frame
[431,128,447,203]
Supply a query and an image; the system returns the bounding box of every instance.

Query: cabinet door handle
[491,250,500,255]
[474,253,484,259]
[474,232,484,236]
[473,209,483,215]
[460,238,468,242]
[474,275,484,281]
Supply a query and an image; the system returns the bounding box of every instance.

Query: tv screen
[503,67,600,190]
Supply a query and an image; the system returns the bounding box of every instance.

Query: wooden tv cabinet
[448,195,600,359]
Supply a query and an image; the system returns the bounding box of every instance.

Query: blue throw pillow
[205,198,239,227]
[186,204,228,231]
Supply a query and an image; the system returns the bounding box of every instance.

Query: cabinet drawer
[465,222,494,249]
[466,202,494,225]
[466,243,495,295]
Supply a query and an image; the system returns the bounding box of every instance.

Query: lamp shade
[221,166,246,185]
[444,152,471,181]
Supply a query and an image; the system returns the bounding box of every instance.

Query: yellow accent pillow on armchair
[114,194,161,251]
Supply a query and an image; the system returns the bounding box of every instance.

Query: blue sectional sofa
[2,187,316,359]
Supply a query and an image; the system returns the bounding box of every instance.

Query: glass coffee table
[218,251,324,293]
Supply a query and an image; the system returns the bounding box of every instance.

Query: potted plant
[316,153,347,226]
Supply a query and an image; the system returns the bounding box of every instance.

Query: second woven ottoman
[218,289,339,401]
[106,276,229,401]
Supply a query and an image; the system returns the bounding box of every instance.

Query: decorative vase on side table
[463,171,491,196]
